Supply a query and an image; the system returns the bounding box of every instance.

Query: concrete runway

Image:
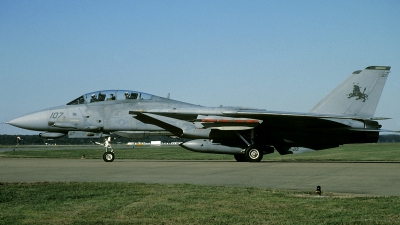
[1,158,399,196]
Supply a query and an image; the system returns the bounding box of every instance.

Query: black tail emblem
[348,85,368,102]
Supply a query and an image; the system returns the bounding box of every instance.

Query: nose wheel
[91,136,116,162]
[103,152,115,162]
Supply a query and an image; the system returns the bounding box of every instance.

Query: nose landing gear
[103,151,115,162]
[91,136,115,162]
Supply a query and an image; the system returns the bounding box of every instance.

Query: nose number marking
[50,112,64,119]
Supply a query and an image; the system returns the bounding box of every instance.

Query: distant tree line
[377,134,400,143]
[0,135,187,146]
[1,134,399,146]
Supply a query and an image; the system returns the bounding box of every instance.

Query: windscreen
[67,90,152,105]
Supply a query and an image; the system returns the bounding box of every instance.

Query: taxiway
[1,158,399,196]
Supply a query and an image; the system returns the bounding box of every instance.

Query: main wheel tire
[103,152,115,162]
[234,154,246,162]
[244,146,263,162]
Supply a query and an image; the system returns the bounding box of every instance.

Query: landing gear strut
[234,131,264,162]
[92,136,115,162]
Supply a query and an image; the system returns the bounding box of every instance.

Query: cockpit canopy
[67,90,152,105]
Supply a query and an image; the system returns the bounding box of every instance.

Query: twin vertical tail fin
[309,66,391,118]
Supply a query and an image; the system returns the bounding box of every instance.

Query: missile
[180,139,244,154]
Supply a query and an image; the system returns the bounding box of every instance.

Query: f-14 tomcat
[7,66,392,162]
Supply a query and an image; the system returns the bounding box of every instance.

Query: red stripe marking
[201,119,217,122]
[245,120,259,123]
[217,119,232,123]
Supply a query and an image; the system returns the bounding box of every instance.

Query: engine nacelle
[39,132,67,139]
[181,129,211,139]
[180,139,244,154]
[113,131,173,139]
[181,128,239,140]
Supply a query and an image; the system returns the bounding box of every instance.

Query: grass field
[1,143,400,224]
[1,182,400,224]
[1,142,400,161]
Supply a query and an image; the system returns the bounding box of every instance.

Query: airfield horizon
[1,142,399,162]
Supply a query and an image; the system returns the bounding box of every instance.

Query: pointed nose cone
[7,110,49,131]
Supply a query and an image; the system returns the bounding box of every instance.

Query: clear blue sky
[1,0,399,135]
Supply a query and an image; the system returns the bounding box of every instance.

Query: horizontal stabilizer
[288,147,317,154]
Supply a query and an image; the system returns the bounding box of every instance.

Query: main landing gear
[92,136,115,162]
[234,131,265,162]
[244,146,263,162]
[234,145,265,162]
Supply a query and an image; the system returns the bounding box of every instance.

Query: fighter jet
[7,66,392,162]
